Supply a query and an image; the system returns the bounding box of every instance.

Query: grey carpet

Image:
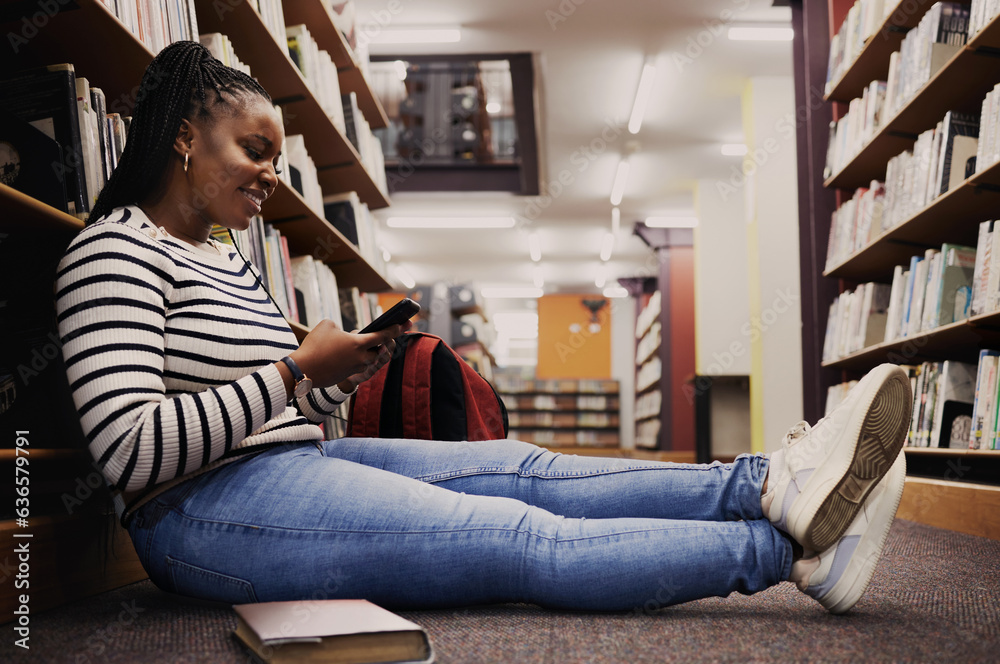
[14,520,1000,663]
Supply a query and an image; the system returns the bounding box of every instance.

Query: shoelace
[782,421,811,448]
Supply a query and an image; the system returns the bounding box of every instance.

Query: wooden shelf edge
[897,476,1000,540]
[0,183,84,234]
[904,446,1000,457]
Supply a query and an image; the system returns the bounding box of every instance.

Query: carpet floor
[15,519,1000,663]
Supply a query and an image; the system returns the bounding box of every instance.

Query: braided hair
[88,40,272,223]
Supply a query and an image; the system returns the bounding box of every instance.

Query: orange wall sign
[536,294,612,379]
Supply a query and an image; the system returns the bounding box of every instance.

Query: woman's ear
[173,118,194,158]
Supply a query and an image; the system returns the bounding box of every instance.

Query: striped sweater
[55,206,346,504]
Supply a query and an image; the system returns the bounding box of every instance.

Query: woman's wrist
[337,379,356,395]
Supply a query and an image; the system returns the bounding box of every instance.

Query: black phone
[358,297,421,334]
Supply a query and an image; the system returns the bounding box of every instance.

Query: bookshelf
[496,379,621,448]
[796,0,1000,540]
[0,0,395,614]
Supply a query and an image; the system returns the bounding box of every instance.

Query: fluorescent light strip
[628,63,657,134]
[645,216,698,228]
[603,286,629,298]
[594,265,607,289]
[610,160,630,206]
[481,287,544,299]
[368,28,461,44]
[528,232,542,262]
[727,27,794,41]
[386,217,515,229]
[532,265,545,289]
[600,232,615,262]
[611,207,621,234]
[393,266,416,289]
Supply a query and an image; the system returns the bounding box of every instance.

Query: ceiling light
[486,101,502,114]
[721,143,748,156]
[600,232,615,262]
[611,207,620,234]
[481,287,544,299]
[727,26,794,41]
[528,232,542,262]
[386,217,515,229]
[610,159,630,206]
[595,265,607,289]
[645,216,699,228]
[604,286,629,298]
[380,246,391,262]
[532,265,544,289]
[368,27,462,44]
[393,266,416,289]
[628,63,657,134]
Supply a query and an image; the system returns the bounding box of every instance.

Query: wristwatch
[280,356,313,398]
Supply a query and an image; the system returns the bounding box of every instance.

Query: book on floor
[232,599,434,663]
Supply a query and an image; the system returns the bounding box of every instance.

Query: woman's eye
[245,147,261,159]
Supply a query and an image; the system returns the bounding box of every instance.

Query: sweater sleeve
[55,222,288,492]
[296,384,351,422]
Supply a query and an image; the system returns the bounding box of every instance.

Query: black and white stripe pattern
[56,206,345,492]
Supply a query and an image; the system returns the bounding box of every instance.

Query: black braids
[88,41,271,224]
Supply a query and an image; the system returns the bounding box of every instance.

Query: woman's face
[186,96,284,231]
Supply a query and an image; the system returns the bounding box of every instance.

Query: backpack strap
[440,342,507,441]
[346,357,390,437]
[401,333,438,439]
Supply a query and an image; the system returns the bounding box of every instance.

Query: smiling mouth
[239,188,264,211]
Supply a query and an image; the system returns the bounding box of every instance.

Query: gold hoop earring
[184,152,189,173]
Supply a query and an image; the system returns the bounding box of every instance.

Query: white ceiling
[355,0,794,310]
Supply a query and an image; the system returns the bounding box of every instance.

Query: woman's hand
[288,319,411,389]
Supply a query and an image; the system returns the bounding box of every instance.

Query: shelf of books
[824,7,1000,191]
[192,0,389,210]
[281,0,390,130]
[634,290,664,449]
[495,378,621,449]
[814,0,1000,539]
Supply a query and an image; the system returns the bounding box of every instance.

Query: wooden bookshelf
[0,0,394,618]
[281,0,390,129]
[824,158,1000,282]
[498,379,621,449]
[266,181,390,291]
[823,0,933,103]
[824,12,1000,191]
[193,0,389,210]
[798,0,1000,539]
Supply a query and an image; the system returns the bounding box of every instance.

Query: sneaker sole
[793,365,912,552]
[821,451,906,614]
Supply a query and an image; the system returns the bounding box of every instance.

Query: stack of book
[1,64,130,218]
[822,282,891,362]
[342,91,388,194]
[253,0,289,48]
[825,181,885,269]
[884,2,968,119]
[883,111,979,228]
[974,83,1000,175]
[883,243,976,342]
[99,0,200,55]
[199,32,252,76]
[825,0,895,94]
[824,80,888,178]
[286,23,347,135]
[969,0,1000,38]
[323,191,386,277]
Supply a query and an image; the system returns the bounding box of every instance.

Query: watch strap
[280,356,305,382]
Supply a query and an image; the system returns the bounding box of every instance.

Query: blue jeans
[127,438,792,611]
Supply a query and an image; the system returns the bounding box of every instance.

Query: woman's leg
[128,443,791,611]
[323,437,768,523]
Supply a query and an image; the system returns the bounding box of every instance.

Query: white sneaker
[790,450,906,614]
[762,363,912,552]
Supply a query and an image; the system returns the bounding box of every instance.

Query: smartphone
[358,297,421,334]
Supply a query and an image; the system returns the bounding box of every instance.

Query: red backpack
[346,332,509,441]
